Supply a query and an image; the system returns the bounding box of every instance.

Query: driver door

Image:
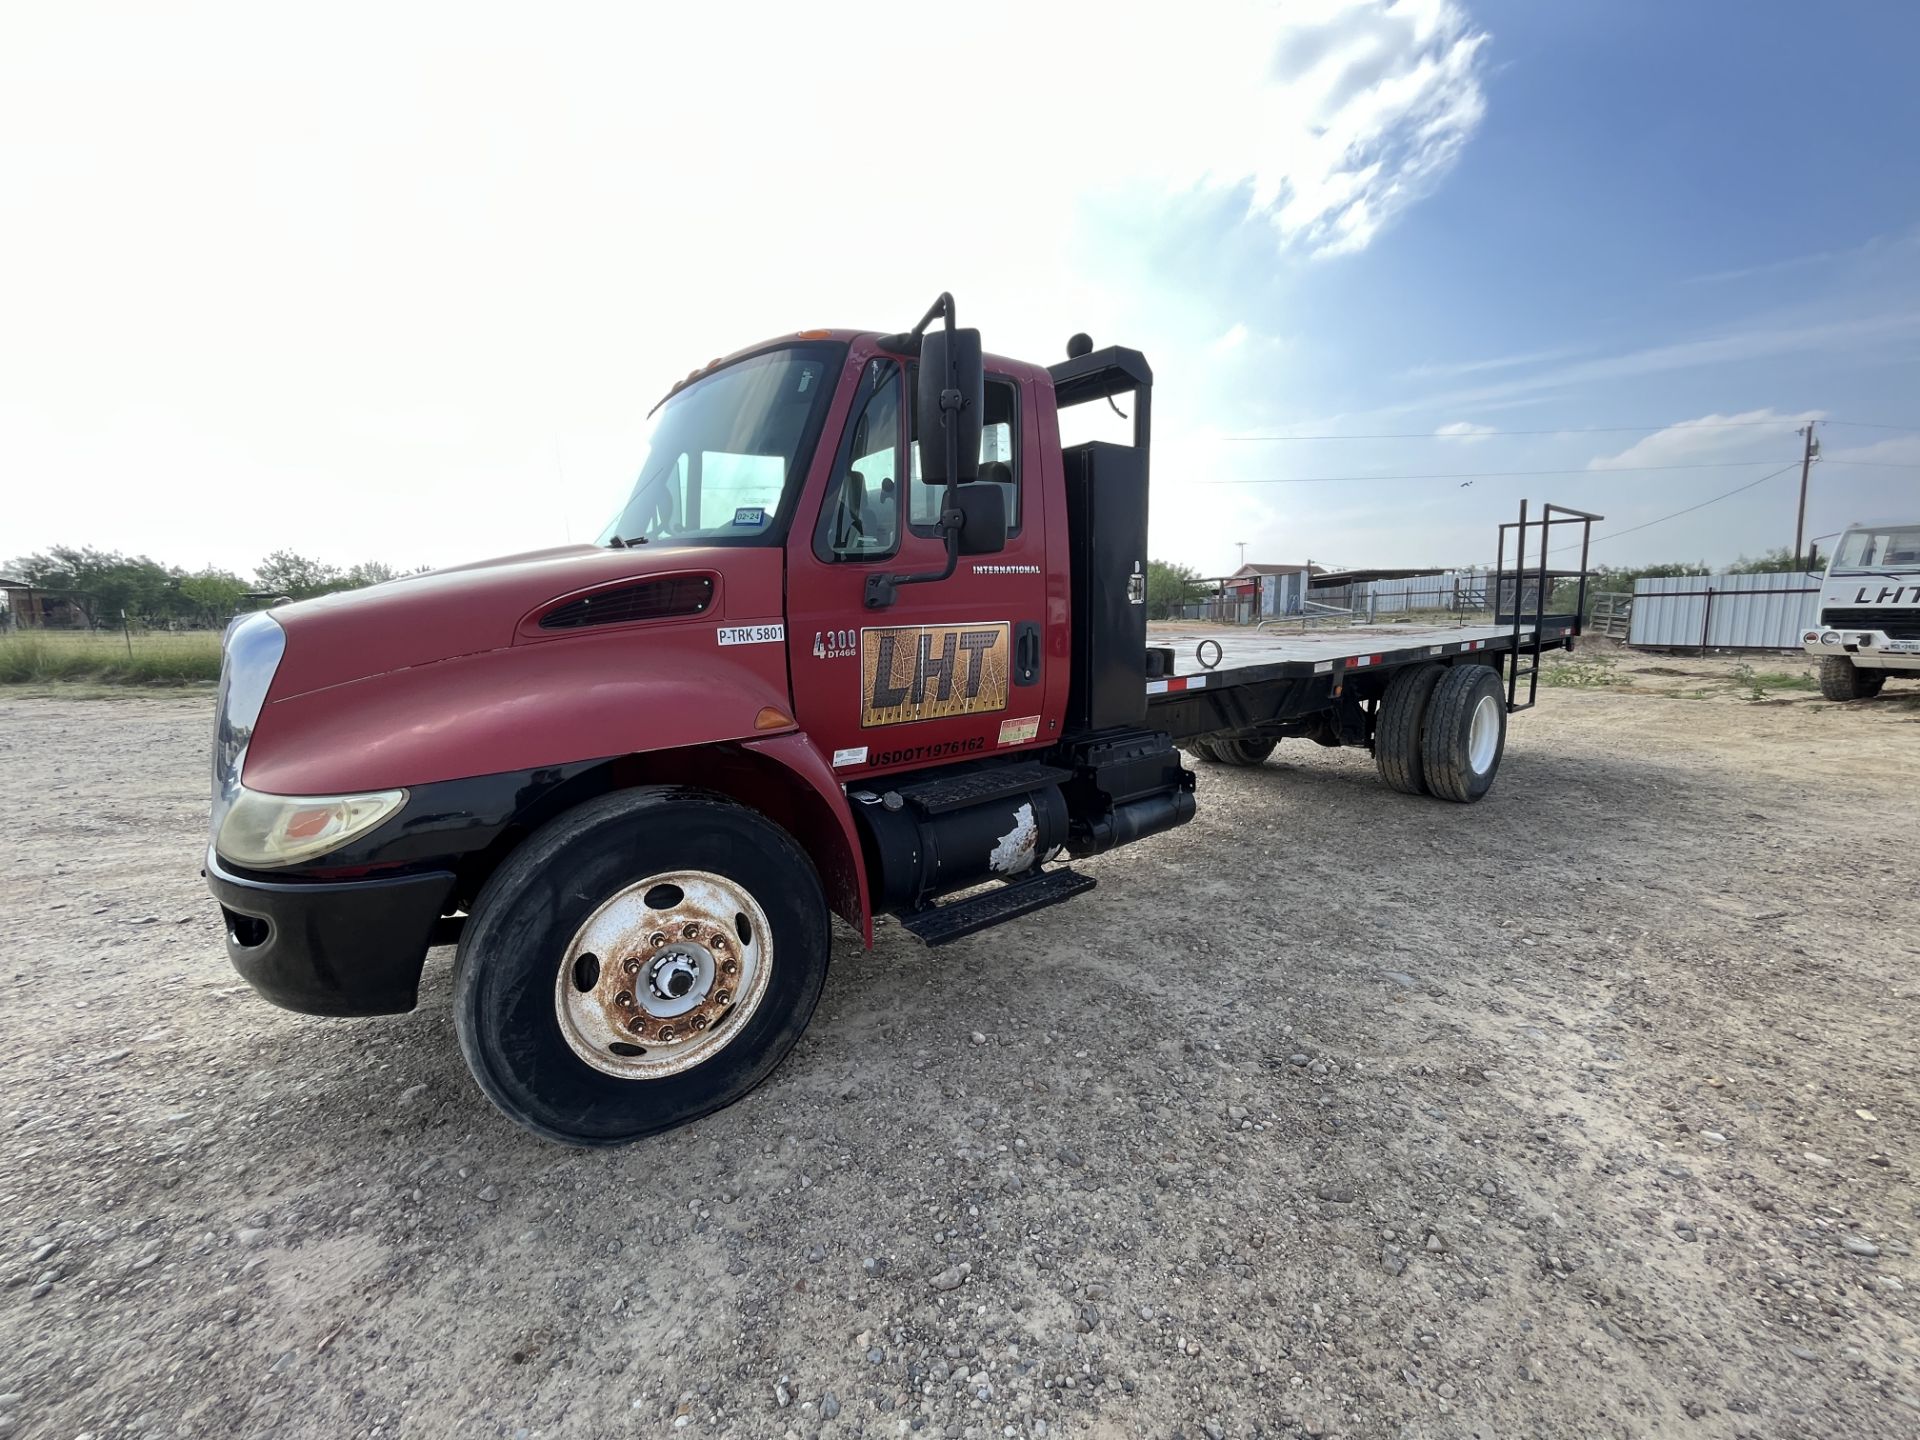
[786,352,1049,781]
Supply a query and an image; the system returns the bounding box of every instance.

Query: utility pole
[1235,542,1247,570]
[1793,422,1820,564]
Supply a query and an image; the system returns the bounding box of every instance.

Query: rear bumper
[205,849,456,1016]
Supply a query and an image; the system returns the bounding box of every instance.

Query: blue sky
[1130,1,1920,573]
[3,1,1916,578]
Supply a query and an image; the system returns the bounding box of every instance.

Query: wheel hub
[553,870,771,1080]
[648,947,706,1002]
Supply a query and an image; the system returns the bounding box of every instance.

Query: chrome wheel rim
[554,869,772,1079]
[1468,693,1502,774]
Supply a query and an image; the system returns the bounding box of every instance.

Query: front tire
[1819,655,1885,700]
[1420,665,1508,803]
[454,787,830,1146]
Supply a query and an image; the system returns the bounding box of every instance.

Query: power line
[1223,421,1802,441]
[1548,462,1803,555]
[1198,459,1794,486]
[1222,417,1920,443]
[1817,459,1920,468]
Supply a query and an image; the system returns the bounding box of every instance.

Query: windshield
[1833,524,1920,572]
[600,342,844,548]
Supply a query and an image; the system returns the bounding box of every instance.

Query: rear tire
[1204,736,1277,766]
[454,787,830,1146]
[1420,665,1508,803]
[1819,655,1885,700]
[1374,662,1446,795]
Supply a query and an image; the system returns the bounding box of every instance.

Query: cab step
[897,868,1097,946]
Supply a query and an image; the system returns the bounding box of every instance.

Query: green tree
[254,550,341,600]
[342,560,403,587]
[1726,546,1816,574]
[1146,560,1208,619]
[178,568,249,625]
[10,546,183,628]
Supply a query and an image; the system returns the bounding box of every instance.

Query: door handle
[1014,622,1040,686]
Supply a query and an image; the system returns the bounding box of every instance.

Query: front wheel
[454,787,830,1146]
[1818,655,1885,700]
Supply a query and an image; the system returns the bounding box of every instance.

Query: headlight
[216,786,408,868]
[1821,631,1841,646]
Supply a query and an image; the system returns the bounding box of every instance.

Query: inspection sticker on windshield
[718,623,785,646]
[732,507,766,527]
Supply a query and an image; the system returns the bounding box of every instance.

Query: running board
[897,868,1097,947]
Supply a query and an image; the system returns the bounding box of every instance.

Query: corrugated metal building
[1628,572,1820,651]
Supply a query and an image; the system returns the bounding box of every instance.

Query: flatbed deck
[1145,619,1576,694]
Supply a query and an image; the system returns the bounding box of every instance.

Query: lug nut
[691,1015,710,1031]
[714,989,732,1006]
[649,932,667,949]
[615,990,634,1009]
[682,921,701,939]
[626,1015,647,1035]
[722,960,739,976]
[657,1025,676,1043]
[711,935,729,954]
[622,957,640,975]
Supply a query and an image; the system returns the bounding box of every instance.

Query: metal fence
[1628,572,1820,651]
[1310,568,1492,617]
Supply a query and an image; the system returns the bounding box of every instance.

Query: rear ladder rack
[1495,500,1601,713]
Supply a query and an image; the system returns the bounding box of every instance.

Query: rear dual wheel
[454,787,830,1146]
[1373,662,1507,803]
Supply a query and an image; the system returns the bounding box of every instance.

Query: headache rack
[1495,500,1601,713]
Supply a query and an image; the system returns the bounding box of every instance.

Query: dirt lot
[3,654,1917,1440]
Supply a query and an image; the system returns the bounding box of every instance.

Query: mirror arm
[864,509,961,609]
[866,296,968,609]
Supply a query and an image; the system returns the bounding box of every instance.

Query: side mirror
[917,326,983,486]
[952,481,1007,556]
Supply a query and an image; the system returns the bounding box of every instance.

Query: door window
[814,359,904,561]
[910,377,1020,534]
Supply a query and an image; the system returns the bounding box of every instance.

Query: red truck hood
[267,544,735,698]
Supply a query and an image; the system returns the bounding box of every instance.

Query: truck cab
[1802,521,1920,699]
[205,295,1586,1145]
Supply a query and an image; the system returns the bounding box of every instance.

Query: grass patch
[0,629,222,686]
[1539,652,1628,688]
[1731,662,1820,702]
[1743,669,1820,692]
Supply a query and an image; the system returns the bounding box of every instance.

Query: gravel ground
[2,660,1916,1440]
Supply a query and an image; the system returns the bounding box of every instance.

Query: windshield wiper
[607,534,649,549]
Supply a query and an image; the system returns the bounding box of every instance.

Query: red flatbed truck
[205,295,1598,1145]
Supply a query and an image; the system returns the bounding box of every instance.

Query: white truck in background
[1804,521,1920,699]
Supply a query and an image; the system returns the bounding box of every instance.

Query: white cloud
[0,1,1493,572]
[1403,344,1587,381]
[1588,408,1821,470]
[1434,421,1495,441]
[1822,433,1920,468]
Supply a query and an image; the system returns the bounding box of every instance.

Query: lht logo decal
[860,623,1010,729]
